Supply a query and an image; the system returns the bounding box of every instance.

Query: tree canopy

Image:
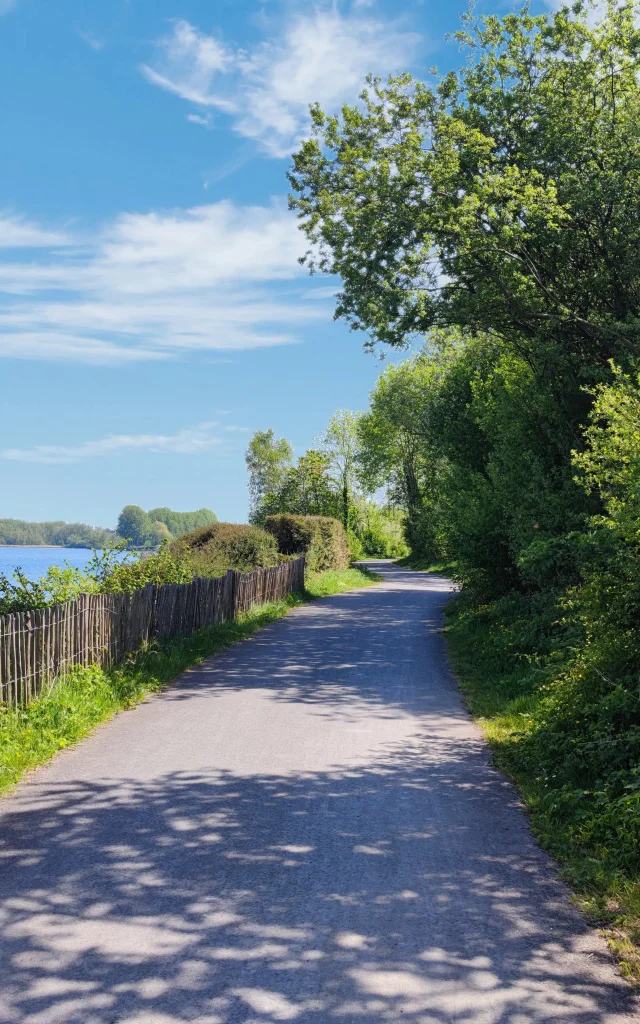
[289,1,640,388]
[245,430,294,521]
[116,505,217,547]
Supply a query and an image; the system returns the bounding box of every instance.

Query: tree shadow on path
[0,565,636,1023]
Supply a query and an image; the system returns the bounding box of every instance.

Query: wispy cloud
[0,200,327,363]
[0,214,69,249]
[140,20,235,109]
[2,422,234,464]
[0,0,17,14]
[76,27,105,51]
[141,6,419,157]
[187,112,213,128]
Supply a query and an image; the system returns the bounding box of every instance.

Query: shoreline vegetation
[0,566,379,797]
[0,506,218,550]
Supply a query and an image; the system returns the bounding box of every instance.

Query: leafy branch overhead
[289,1,640,376]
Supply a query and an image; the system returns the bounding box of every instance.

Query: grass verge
[442,584,640,983]
[0,565,379,796]
[396,554,459,575]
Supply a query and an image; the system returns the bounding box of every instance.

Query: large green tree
[318,410,362,529]
[245,430,294,522]
[147,507,217,538]
[116,505,150,547]
[289,1,640,389]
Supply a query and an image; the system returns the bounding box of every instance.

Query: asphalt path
[0,562,637,1024]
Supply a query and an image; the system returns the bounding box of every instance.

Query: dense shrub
[98,546,194,594]
[356,508,409,559]
[171,522,279,577]
[265,514,351,571]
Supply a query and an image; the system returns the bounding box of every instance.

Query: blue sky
[0,0,549,528]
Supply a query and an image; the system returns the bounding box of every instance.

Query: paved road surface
[0,563,637,1024]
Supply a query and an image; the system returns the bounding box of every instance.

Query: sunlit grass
[396,555,458,575]
[304,565,381,597]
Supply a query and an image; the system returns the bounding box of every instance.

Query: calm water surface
[0,546,98,581]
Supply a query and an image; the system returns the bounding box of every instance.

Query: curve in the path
[0,561,636,1023]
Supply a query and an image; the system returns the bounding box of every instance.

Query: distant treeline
[0,506,218,549]
[0,519,116,548]
[116,506,218,547]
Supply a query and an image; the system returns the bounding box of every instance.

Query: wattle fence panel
[0,557,305,709]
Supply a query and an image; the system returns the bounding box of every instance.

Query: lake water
[0,546,99,581]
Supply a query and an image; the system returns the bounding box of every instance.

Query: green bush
[356,508,410,559]
[171,522,279,577]
[0,565,99,614]
[264,514,351,571]
[98,545,194,594]
[347,530,365,559]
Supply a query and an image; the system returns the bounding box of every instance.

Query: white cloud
[140,19,235,109]
[76,28,105,51]
[187,112,212,127]
[0,200,327,363]
[0,0,17,14]
[142,7,419,157]
[2,421,232,464]
[0,214,69,249]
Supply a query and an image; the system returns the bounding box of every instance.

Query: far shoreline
[0,544,94,549]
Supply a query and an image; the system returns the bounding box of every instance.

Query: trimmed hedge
[264,514,351,572]
[171,522,279,577]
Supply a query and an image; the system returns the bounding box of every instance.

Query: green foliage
[245,430,294,522]
[172,522,279,577]
[290,2,640,379]
[247,417,405,559]
[148,521,172,546]
[318,409,362,529]
[252,449,342,523]
[358,334,592,592]
[355,505,409,559]
[0,518,292,614]
[0,518,115,548]
[264,513,351,571]
[116,505,217,546]
[116,505,150,547]
[98,544,195,594]
[146,507,217,539]
[0,565,98,615]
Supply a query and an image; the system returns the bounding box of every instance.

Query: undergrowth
[396,555,459,575]
[0,566,378,796]
[444,585,640,983]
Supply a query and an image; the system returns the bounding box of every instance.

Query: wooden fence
[0,557,305,709]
